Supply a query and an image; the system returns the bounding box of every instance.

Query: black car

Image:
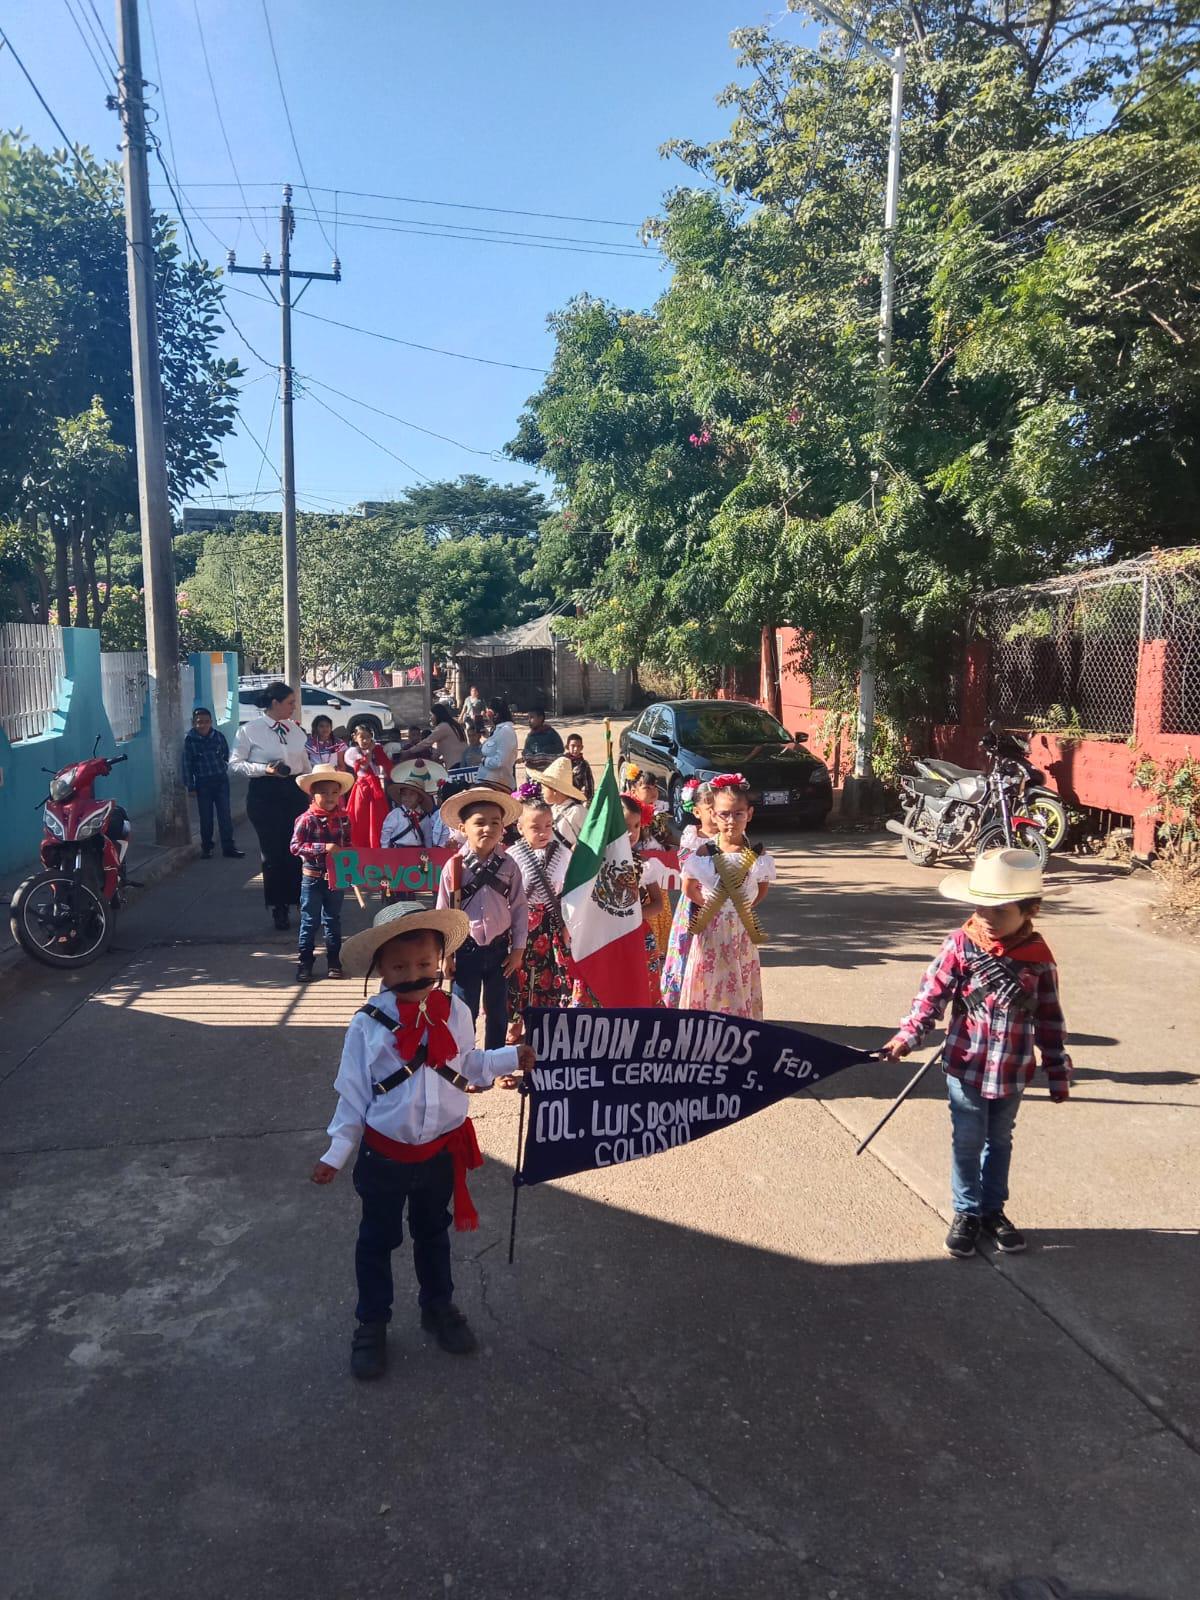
[619,699,833,828]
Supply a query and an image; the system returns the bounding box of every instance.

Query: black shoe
[223,847,245,859]
[945,1213,982,1258]
[200,847,213,859]
[272,907,290,931]
[420,1301,478,1355]
[326,964,344,981]
[296,959,315,984]
[350,1321,387,1380]
[982,1211,1027,1253]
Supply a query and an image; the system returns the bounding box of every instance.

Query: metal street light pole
[807,4,905,782]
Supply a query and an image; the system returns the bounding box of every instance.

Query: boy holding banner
[310,901,533,1379]
[880,848,1071,1260]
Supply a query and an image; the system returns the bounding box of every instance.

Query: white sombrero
[388,757,443,795]
[439,784,522,830]
[939,847,1050,906]
[340,899,470,978]
[532,755,587,805]
[296,762,353,796]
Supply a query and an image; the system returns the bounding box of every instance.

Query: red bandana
[392,987,457,1068]
[963,915,1053,965]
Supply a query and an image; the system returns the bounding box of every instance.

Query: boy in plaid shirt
[290,765,354,983]
[881,848,1070,1259]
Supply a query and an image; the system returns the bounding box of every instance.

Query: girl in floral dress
[661,781,715,1007]
[679,774,776,1020]
[572,793,669,1008]
[507,795,573,1034]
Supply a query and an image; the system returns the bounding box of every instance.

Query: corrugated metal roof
[455,611,559,657]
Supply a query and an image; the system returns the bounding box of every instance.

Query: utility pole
[809,4,905,784]
[115,0,189,845]
[228,188,339,690]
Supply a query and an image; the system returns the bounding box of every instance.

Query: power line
[251,379,282,501]
[147,178,643,228]
[82,0,119,66]
[190,0,267,250]
[60,0,114,92]
[225,289,549,373]
[298,384,433,484]
[258,0,336,258]
[0,23,117,205]
[298,374,499,458]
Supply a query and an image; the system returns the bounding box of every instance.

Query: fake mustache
[387,976,438,994]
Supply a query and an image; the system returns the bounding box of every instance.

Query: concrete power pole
[115,0,190,845]
[229,190,339,691]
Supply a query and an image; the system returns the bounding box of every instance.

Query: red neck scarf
[963,914,1052,964]
[391,987,457,1068]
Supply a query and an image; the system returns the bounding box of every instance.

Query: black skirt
[246,776,307,908]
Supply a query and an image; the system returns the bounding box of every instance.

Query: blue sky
[3,0,818,514]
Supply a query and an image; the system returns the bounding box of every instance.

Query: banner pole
[604,717,613,770]
[508,1080,529,1265]
[855,1048,943,1156]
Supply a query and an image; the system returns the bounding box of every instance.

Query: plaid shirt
[896,928,1071,1099]
[290,804,351,870]
[182,728,230,786]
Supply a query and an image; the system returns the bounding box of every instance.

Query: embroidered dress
[679,848,776,1020]
[571,855,668,1008]
[345,745,391,849]
[507,839,573,1015]
[661,824,708,1007]
[635,836,674,973]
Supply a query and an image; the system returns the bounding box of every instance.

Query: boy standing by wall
[182,707,243,860]
[881,848,1071,1259]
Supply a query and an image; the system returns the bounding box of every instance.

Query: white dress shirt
[476,721,518,789]
[321,988,519,1168]
[551,799,586,848]
[229,716,312,778]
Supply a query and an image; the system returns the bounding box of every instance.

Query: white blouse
[229,717,312,779]
[477,721,518,790]
[683,849,776,918]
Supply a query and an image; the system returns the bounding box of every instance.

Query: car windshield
[675,707,792,747]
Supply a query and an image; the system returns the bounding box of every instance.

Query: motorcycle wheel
[9,868,114,969]
[902,803,939,867]
[1025,793,1068,852]
[976,822,1050,870]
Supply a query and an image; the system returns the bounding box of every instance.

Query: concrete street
[1,719,1197,1600]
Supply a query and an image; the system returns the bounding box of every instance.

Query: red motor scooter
[9,747,132,968]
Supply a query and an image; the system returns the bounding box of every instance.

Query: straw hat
[340,899,470,978]
[388,757,442,795]
[533,755,587,805]
[296,762,353,796]
[939,847,1049,906]
[439,784,522,831]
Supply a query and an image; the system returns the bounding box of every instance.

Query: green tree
[372,475,549,541]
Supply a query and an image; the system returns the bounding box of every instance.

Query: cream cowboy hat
[341,899,470,978]
[296,762,353,796]
[532,756,587,805]
[388,757,442,795]
[939,847,1050,906]
[439,784,522,831]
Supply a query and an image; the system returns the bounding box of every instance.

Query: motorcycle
[885,735,1050,869]
[9,747,132,969]
[913,726,1069,852]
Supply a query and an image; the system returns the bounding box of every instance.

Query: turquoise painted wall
[0,632,238,879]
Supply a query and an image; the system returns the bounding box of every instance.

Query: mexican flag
[560,759,651,1007]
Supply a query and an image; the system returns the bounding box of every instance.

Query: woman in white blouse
[475,696,518,791]
[229,681,312,929]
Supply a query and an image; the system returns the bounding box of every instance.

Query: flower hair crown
[512,779,545,804]
[711,772,749,791]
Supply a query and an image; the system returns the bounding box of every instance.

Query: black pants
[453,933,510,1050]
[246,776,305,909]
[352,1145,454,1323]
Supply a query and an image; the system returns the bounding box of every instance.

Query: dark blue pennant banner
[518,1008,872,1187]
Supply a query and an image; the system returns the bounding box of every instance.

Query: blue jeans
[452,933,510,1050]
[947,1073,1023,1216]
[298,874,345,966]
[193,775,234,852]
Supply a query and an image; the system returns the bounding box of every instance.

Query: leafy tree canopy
[368,474,550,542]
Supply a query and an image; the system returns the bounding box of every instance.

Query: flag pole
[604,717,613,770]
[855,1048,943,1156]
[508,1075,529,1264]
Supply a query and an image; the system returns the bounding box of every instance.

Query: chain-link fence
[977,549,1200,738]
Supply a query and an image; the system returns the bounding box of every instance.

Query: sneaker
[326,965,345,981]
[945,1213,982,1258]
[982,1211,1027,1253]
[420,1301,478,1355]
[296,959,315,984]
[350,1321,387,1380]
[222,847,245,859]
